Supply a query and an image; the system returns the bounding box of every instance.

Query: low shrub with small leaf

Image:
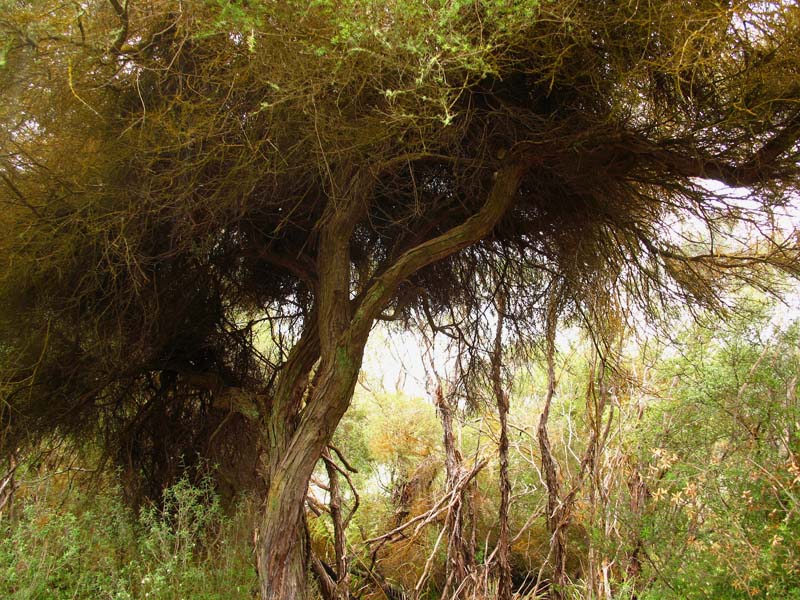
[0,473,256,600]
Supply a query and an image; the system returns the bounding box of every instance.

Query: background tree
[2,1,800,598]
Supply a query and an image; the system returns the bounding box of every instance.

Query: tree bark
[257,322,367,599]
[311,553,339,600]
[257,170,370,600]
[323,448,350,599]
[258,513,311,600]
[255,319,320,600]
[255,162,527,599]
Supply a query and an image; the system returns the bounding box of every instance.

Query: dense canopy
[1,1,799,598]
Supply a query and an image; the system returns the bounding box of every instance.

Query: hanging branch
[365,458,488,548]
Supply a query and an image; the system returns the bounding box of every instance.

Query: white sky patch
[361,327,433,398]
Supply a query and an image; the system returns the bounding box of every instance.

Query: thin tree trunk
[584,358,612,600]
[323,448,350,599]
[0,453,18,520]
[626,464,647,583]
[491,293,513,600]
[539,290,567,599]
[542,325,617,599]
[435,382,473,599]
[626,359,654,596]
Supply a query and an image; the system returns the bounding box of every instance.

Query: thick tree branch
[640,112,800,187]
[351,160,529,341]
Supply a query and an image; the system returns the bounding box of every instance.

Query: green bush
[0,474,256,599]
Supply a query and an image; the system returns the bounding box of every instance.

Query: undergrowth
[0,473,257,600]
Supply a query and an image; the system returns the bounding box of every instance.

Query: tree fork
[255,163,526,599]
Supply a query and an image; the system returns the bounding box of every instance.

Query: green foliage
[1,485,135,599]
[0,474,256,599]
[634,299,800,599]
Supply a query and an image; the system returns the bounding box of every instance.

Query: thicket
[2,296,797,599]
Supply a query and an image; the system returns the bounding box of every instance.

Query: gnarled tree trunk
[254,163,527,599]
[256,314,367,599]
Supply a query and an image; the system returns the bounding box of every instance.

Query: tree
[1,1,799,598]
